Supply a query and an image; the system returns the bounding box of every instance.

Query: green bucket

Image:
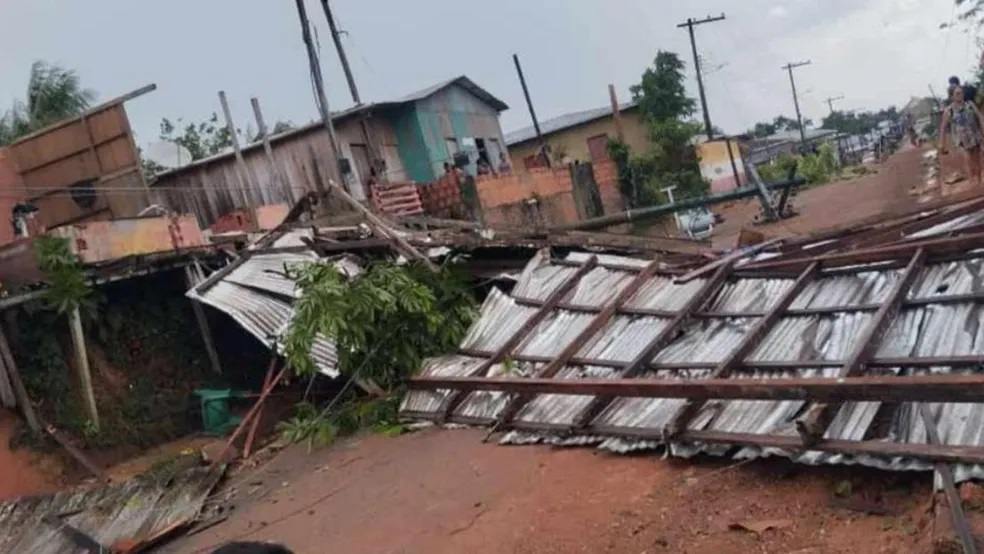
[194,388,245,436]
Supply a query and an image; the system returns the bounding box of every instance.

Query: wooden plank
[184,266,223,375]
[491,260,661,429]
[797,249,927,443]
[571,262,734,429]
[666,262,820,436]
[918,403,978,554]
[0,325,39,432]
[746,231,983,273]
[436,254,599,421]
[218,91,260,232]
[408,374,984,403]
[251,97,294,205]
[68,307,99,431]
[673,238,783,284]
[45,424,110,483]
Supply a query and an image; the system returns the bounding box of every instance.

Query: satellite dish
[143,140,194,169]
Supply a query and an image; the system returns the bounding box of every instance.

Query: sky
[0,0,979,148]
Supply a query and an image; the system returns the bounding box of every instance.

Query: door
[586,134,610,162]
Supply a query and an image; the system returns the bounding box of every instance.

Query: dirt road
[169,428,950,554]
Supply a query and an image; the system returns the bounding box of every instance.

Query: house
[504,101,647,171]
[152,76,510,229]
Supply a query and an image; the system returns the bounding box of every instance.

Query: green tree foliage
[748,115,813,137]
[757,143,839,185]
[285,261,476,386]
[279,260,476,449]
[158,113,233,161]
[0,61,96,145]
[608,51,707,207]
[820,107,900,135]
[35,236,90,314]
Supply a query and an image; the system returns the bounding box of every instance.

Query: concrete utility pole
[294,0,343,185]
[782,60,812,146]
[513,53,551,168]
[825,95,844,114]
[677,14,726,141]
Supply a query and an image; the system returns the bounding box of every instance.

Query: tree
[0,61,96,145]
[748,115,812,137]
[158,113,233,161]
[610,51,706,207]
[820,107,900,135]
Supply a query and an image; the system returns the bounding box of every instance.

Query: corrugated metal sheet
[0,466,222,554]
[188,250,359,378]
[403,252,984,484]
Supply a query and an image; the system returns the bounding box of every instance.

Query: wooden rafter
[488,260,661,429]
[796,248,927,443]
[569,262,734,430]
[408,373,984,403]
[665,261,820,436]
[435,254,599,421]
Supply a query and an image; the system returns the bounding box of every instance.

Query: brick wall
[419,162,625,228]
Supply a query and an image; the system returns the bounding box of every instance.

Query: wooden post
[68,307,99,431]
[326,178,440,272]
[185,266,223,375]
[0,325,40,433]
[608,85,624,142]
[250,97,294,205]
[218,91,261,231]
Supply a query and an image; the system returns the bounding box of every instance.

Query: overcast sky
[0,0,978,147]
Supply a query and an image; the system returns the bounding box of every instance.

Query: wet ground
[164,427,960,554]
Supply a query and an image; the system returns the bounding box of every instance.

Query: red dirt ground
[165,428,968,554]
[0,410,65,499]
[711,145,980,249]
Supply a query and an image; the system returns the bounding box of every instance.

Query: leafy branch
[35,236,90,313]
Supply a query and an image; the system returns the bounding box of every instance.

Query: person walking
[940,85,984,187]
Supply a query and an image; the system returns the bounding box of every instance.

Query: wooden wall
[6,90,151,230]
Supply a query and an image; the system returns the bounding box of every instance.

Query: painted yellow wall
[507,109,649,171]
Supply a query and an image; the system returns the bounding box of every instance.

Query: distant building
[504,101,647,171]
[153,76,510,228]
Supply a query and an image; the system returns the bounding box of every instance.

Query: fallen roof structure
[402,227,984,482]
[0,465,223,554]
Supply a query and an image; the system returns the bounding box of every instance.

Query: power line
[781,60,812,145]
[677,13,726,140]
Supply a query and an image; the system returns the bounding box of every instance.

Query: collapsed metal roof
[187,246,361,378]
[402,242,984,483]
[0,466,222,554]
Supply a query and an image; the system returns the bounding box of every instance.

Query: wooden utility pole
[250,97,294,204]
[782,60,812,146]
[184,265,223,376]
[68,307,99,431]
[218,91,261,231]
[825,95,844,114]
[0,325,39,432]
[318,0,385,185]
[608,85,625,142]
[294,0,345,188]
[677,14,726,141]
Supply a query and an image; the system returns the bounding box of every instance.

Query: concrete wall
[697,139,746,193]
[508,108,648,171]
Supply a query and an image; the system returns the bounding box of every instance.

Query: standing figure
[940,85,984,187]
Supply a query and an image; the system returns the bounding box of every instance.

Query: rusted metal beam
[570,262,734,430]
[918,403,978,554]
[408,373,984,403]
[746,231,983,273]
[456,349,984,373]
[666,262,820,435]
[797,249,927,443]
[490,260,661,429]
[435,254,599,421]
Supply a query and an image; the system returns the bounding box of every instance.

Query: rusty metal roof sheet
[0,466,222,554]
[402,251,984,483]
